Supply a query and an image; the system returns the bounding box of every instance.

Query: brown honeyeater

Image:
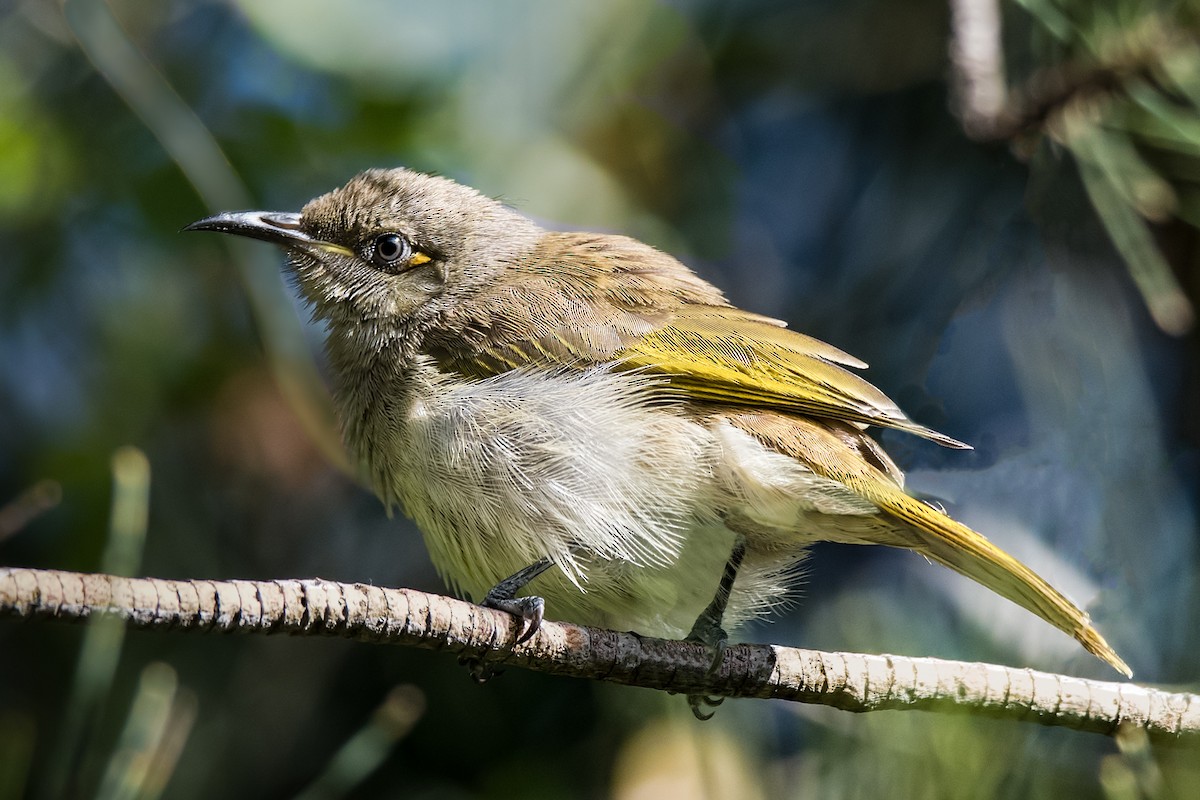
[188,167,1130,691]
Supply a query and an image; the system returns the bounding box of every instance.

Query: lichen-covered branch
[2,567,1196,739]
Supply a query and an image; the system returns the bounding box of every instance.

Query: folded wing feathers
[620,306,969,449]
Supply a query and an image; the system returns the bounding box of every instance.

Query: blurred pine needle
[956,0,1200,334]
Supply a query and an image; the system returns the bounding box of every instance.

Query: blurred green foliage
[1020,0,1200,335]
[0,1,1197,798]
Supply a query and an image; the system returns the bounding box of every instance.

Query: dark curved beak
[184,211,311,246]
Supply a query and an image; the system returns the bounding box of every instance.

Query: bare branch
[3,567,1196,739]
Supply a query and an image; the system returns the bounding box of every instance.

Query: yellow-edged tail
[855,479,1131,677]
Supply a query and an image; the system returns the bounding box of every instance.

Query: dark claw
[458,654,503,683]
[688,694,725,721]
[517,596,544,643]
[687,619,730,676]
[483,593,545,644]
[476,557,554,644]
[458,559,554,685]
[706,641,728,678]
[685,626,730,720]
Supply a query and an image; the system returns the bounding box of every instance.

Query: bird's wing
[426,231,966,448]
[617,305,969,448]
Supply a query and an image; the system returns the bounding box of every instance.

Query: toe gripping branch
[481,557,554,644]
[461,557,554,683]
[469,541,748,722]
[685,535,746,720]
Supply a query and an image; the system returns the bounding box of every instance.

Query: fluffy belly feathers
[352,360,878,637]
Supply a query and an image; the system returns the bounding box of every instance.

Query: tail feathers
[868,485,1131,677]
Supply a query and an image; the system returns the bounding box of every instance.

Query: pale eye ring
[371,233,410,269]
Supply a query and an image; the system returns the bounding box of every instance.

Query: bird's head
[187,168,542,334]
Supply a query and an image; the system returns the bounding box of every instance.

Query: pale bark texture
[3,566,1196,740]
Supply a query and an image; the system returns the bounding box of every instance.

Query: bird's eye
[371,233,411,269]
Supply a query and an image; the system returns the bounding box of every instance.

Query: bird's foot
[482,591,545,644]
[687,694,726,721]
[480,556,553,644]
[459,653,502,683]
[459,558,554,685]
[685,613,730,720]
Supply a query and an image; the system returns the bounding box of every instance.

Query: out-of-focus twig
[45,448,151,799]
[950,0,1153,144]
[61,0,351,474]
[294,685,426,800]
[0,480,61,542]
[96,663,197,800]
[950,0,1010,140]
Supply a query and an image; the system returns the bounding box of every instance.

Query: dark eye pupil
[373,234,406,266]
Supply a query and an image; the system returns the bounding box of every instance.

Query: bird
[187,167,1130,713]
